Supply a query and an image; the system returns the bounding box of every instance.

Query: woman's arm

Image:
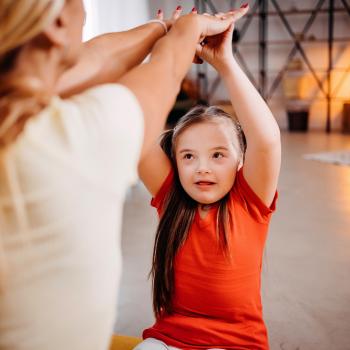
[118,13,237,196]
[197,6,281,207]
[57,21,168,97]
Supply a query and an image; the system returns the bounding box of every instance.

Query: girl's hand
[195,5,249,71]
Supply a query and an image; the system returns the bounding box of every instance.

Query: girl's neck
[200,203,214,211]
[198,203,215,219]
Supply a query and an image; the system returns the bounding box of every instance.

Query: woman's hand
[155,6,183,32]
[195,5,249,71]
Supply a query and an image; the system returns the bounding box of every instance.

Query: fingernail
[176,5,182,11]
[241,3,249,8]
[192,7,197,12]
[157,9,162,15]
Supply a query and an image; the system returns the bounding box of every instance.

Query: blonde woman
[0,1,241,349]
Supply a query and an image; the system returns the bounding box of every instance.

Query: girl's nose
[196,164,211,174]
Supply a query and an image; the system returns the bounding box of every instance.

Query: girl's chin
[195,191,231,204]
[184,187,229,204]
[191,194,222,205]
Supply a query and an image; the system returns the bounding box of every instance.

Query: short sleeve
[59,84,144,188]
[231,168,278,223]
[151,170,174,215]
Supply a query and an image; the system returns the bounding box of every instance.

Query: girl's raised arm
[196,5,281,207]
[122,12,238,197]
[220,59,281,207]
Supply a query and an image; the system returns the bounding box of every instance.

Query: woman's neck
[10,44,64,98]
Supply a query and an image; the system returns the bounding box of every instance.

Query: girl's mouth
[195,181,215,186]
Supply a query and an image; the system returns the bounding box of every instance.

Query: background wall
[83,0,150,38]
[83,0,350,130]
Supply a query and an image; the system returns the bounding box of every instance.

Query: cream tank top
[0,84,143,350]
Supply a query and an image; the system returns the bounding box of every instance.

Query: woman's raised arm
[57,7,183,97]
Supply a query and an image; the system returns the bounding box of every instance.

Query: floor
[114,132,350,350]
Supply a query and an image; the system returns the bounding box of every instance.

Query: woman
[0,1,239,349]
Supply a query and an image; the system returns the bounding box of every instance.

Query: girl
[136,5,281,350]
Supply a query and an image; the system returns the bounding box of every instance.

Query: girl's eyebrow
[179,146,229,153]
[179,149,195,154]
[211,146,229,151]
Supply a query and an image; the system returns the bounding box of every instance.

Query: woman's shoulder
[16,83,145,187]
[23,84,142,145]
[49,83,144,142]
[66,83,143,117]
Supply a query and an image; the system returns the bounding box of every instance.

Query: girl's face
[175,120,241,205]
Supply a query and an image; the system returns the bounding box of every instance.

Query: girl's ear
[42,8,69,47]
[160,129,175,158]
[237,157,244,170]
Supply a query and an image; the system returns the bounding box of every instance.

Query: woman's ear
[42,8,69,48]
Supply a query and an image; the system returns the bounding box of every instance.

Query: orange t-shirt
[143,168,278,350]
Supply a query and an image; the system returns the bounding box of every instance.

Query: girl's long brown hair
[151,105,246,318]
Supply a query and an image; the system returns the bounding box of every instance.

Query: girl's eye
[213,152,224,159]
[183,153,193,160]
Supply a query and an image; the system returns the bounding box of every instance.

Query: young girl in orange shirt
[135,4,281,350]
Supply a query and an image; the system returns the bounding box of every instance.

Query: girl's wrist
[215,56,238,76]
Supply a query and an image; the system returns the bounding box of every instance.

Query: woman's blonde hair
[0,0,65,291]
[0,0,65,147]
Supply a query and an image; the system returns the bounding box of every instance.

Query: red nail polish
[241,3,249,8]
[176,5,182,11]
[157,9,162,14]
[192,7,197,12]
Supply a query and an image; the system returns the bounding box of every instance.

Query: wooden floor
[115,132,350,350]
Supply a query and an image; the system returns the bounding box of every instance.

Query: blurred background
[83,1,350,349]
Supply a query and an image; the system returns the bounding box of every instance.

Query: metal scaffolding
[195,0,350,132]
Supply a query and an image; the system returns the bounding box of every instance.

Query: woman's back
[0,85,143,350]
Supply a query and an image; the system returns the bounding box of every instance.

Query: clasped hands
[155,4,249,69]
